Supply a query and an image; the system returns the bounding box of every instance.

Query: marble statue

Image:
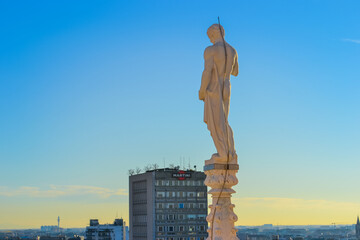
[199,23,239,165]
[200,23,240,240]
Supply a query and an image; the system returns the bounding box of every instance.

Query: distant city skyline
[2,222,360,240]
[1,0,360,229]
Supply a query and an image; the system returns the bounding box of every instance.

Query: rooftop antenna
[57,216,60,232]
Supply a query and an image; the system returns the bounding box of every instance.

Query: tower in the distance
[356,216,360,240]
[58,216,60,232]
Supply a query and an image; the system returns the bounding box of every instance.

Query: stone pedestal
[204,164,239,240]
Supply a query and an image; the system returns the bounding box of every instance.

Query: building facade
[85,219,126,240]
[129,168,208,240]
[356,216,360,240]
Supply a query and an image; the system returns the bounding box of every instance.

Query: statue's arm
[231,50,239,77]
[199,47,214,101]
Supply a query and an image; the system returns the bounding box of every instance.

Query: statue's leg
[223,82,237,163]
[223,80,231,119]
[226,124,237,164]
[207,97,228,163]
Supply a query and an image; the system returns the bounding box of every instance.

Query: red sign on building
[172,170,191,180]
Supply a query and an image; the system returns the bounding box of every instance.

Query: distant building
[39,236,65,240]
[292,237,304,240]
[41,217,61,233]
[356,216,360,240]
[129,168,208,240]
[272,235,279,240]
[40,226,60,233]
[68,236,82,240]
[247,234,271,240]
[263,225,273,228]
[124,227,129,240]
[85,219,126,240]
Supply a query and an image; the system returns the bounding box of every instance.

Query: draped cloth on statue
[204,64,237,164]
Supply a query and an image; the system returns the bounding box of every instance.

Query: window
[187,203,195,208]
[198,214,207,219]
[168,214,175,220]
[197,192,205,197]
[187,192,195,197]
[157,226,164,232]
[168,226,174,232]
[188,214,196,220]
[179,226,185,231]
[178,214,185,220]
[178,203,184,209]
[168,203,174,209]
[189,226,195,232]
[157,191,165,198]
[200,225,206,231]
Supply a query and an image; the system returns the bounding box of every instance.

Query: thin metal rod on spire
[208,17,233,240]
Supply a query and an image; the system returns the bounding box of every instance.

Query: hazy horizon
[1,0,360,229]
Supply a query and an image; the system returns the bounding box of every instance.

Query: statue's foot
[228,152,238,164]
[205,153,226,165]
[205,152,238,165]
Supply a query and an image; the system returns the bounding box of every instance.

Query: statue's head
[207,24,225,44]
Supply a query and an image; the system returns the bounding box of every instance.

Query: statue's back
[211,42,237,80]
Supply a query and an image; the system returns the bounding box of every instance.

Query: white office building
[86,219,127,240]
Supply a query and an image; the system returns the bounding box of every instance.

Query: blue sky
[1,0,360,228]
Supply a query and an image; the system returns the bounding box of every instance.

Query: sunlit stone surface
[199,23,239,240]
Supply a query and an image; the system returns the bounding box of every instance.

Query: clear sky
[1,0,360,229]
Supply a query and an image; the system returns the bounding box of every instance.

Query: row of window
[133,215,147,223]
[133,192,147,201]
[155,180,204,187]
[156,202,207,209]
[156,214,207,221]
[157,225,207,232]
[133,180,147,190]
[156,191,205,198]
[156,237,206,240]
